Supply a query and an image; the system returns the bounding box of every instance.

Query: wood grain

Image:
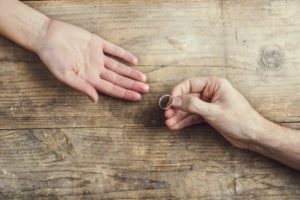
[1,127,300,199]
[0,0,300,198]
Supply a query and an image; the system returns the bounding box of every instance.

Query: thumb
[63,73,99,103]
[172,95,212,117]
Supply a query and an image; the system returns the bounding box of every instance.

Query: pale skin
[165,77,300,171]
[0,0,149,102]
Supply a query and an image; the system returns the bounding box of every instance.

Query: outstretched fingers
[104,57,147,82]
[100,69,149,93]
[103,40,138,65]
[91,78,142,101]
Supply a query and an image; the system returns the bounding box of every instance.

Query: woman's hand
[165,77,266,149]
[35,20,149,102]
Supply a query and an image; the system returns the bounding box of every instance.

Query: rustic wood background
[1,0,300,199]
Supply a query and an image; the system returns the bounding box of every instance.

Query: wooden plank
[0,0,300,199]
[1,127,300,199]
[0,0,300,129]
[0,61,299,129]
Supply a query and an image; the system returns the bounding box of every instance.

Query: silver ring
[159,94,173,110]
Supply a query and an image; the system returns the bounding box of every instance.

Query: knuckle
[208,76,218,81]
[111,73,119,82]
[220,78,230,85]
[180,79,189,87]
[189,77,198,82]
[205,76,215,83]
[108,60,116,68]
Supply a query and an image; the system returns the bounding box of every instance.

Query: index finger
[171,77,209,97]
[103,40,138,65]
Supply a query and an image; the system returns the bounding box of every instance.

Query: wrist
[0,0,51,53]
[247,115,274,151]
[28,16,51,53]
[239,111,270,149]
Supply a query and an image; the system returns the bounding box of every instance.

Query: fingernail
[134,93,142,101]
[144,85,150,92]
[133,57,138,65]
[141,74,147,82]
[92,96,98,103]
[172,97,182,107]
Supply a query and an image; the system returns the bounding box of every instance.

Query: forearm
[0,0,50,52]
[250,118,300,170]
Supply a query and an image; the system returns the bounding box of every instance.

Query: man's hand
[35,20,149,102]
[165,77,265,149]
[166,77,300,171]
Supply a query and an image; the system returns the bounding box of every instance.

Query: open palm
[36,20,149,102]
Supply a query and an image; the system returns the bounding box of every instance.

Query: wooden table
[1,0,300,199]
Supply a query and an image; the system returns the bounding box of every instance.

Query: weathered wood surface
[0,0,300,199]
